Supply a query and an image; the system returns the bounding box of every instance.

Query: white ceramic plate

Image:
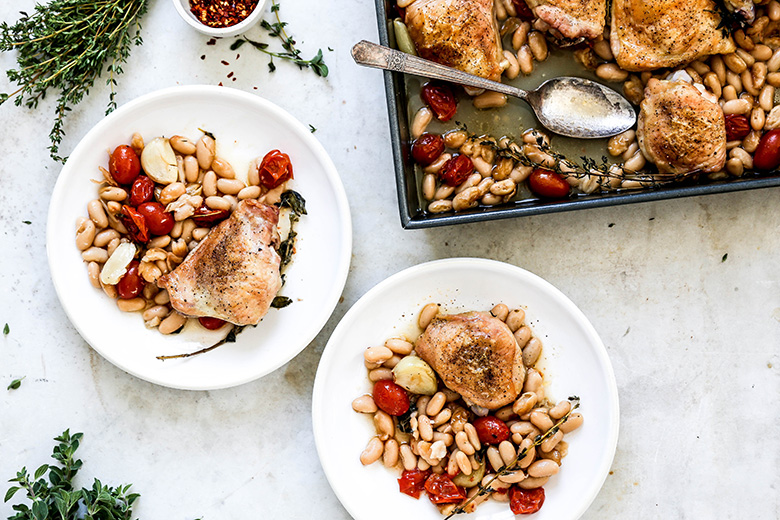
[47,85,351,390]
[312,258,618,520]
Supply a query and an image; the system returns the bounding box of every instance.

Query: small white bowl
[172,0,269,38]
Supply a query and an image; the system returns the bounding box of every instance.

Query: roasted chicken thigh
[611,0,736,71]
[525,0,607,40]
[415,311,525,409]
[405,0,503,81]
[637,79,727,176]
[158,199,282,326]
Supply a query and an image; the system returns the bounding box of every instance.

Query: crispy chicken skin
[405,0,503,81]
[525,0,607,40]
[158,200,282,326]
[637,79,727,176]
[415,311,525,410]
[611,0,736,71]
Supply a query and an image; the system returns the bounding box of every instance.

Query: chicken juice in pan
[353,302,584,516]
[391,0,780,215]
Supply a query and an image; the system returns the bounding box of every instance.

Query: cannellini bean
[383,439,399,467]
[560,412,584,433]
[411,107,433,139]
[117,298,145,312]
[386,337,414,355]
[517,45,534,75]
[427,392,447,416]
[505,308,525,332]
[473,91,507,109]
[503,50,520,80]
[527,31,548,61]
[400,444,417,470]
[596,63,629,82]
[455,431,475,455]
[82,246,108,263]
[75,219,96,251]
[498,440,516,465]
[541,430,564,453]
[530,410,554,432]
[374,410,395,440]
[196,135,216,170]
[512,22,531,50]
[159,312,187,335]
[99,186,128,202]
[159,182,186,205]
[418,303,439,330]
[428,200,453,213]
[364,345,393,364]
[211,157,236,179]
[205,196,231,211]
[522,338,543,367]
[170,135,197,155]
[87,200,108,229]
[549,400,572,420]
[360,437,384,465]
[528,459,560,478]
[518,476,549,489]
[487,446,504,472]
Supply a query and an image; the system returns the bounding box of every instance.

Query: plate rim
[46,84,353,390]
[312,257,620,519]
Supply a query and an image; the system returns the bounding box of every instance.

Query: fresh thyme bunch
[0,0,148,162]
[4,429,139,520]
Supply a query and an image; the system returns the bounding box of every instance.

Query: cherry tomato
[256,149,293,189]
[438,154,474,186]
[198,317,227,330]
[528,168,570,199]
[372,380,410,416]
[136,202,175,236]
[412,134,446,166]
[753,128,780,171]
[116,261,144,300]
[509,486,545,515]
[397,469,430,499]
[724,114,750,142]
[421,82,458,122]
[473,416,511,445]
[129,175,155,206]
[511,0,535,20]
[118,205,150,243]
[424,474,467,505]
[191,205,230,227]
[109,145,141,185]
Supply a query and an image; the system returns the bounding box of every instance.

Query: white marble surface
[1,1,779,519]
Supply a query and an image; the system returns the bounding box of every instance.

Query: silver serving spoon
[351,40,636,139]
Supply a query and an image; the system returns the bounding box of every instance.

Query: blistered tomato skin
[753,129,780,171]
[421,82,458,122]
[439,154,475,186]
[129,175,155,206]
[372,380,410,416]
[398,469,430,499]
[509,486,545,514]
[424,474,467,504]
[198,317,227,330]
[528,168,570,199]
[116,261,144,299]
[412,134,445,166]
[473,416,511,445]
[257,149,293,189]
[192,205,230,227]
[109,145,141,185]
[136,202,175,236]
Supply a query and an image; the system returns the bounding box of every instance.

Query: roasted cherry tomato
[411,133,445,166]
[473,416,511,445]
[198,317,227,330]
[753,128,780,171]
[421,82,458,122]
[438,154,474,186]
[509,486,545,515]
[129,175,155,206]
[724,114,751,142]
[398,469,430,499]
[191,205,230,227]
[116,261,144,300]
[118,205,150,243]
[136,202,175,236]
[372,380,410,416]
[256,149,293,189]
[511,0,535,20]
[424,474,467,505]
[528,168,570,199]
[109,145,141,185]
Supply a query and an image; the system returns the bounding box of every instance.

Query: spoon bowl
[351,40,637,139]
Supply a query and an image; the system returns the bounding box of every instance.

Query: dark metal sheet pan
[374,0,780,229]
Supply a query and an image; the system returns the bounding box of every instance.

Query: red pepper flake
[189,0,259,29]
[206,38,217,45]
[221,60,230,66]
[227,71,234,78]
[200,55,206,60]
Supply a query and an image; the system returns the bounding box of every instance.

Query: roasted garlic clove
[141,137,178,185]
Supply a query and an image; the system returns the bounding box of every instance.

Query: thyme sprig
[230,0,328,77]
[444,397,581,519]
[0,0,148,162]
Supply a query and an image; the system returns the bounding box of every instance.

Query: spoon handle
[351,40,529,101]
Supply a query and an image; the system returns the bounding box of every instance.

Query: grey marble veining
[1,1,779,519]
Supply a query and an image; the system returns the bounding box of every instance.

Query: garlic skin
[100,242,136,285]
[141,137,178,185]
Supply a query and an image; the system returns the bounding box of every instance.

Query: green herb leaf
[3,323,9,335]
[4,486,20,503]
[271,296,292,308]
[22,220,31,225]
[722,253,728,262]
[7,377,23,390]
[0,0,149,162]
[308,124,317,133]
